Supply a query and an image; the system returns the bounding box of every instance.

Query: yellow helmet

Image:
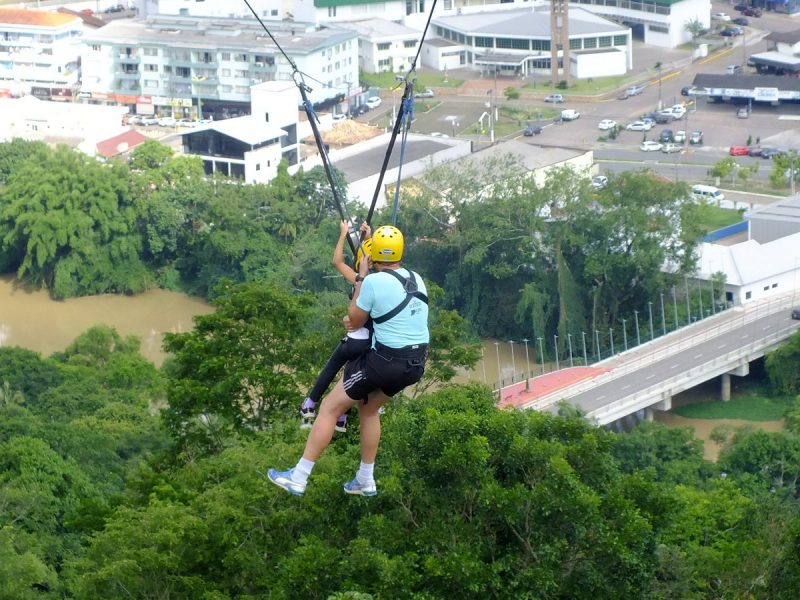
[354,238,372,271]
[371,225,404,263]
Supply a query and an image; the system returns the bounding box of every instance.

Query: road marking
[741,334,749,340]
[596,395,605,401]
[621,384,631,390]
[693,353,703,359]
[699,46,734,65]
[717,343,727,349]
[670,364,679,369]
[778,115,800,121]
[646,374,655,380]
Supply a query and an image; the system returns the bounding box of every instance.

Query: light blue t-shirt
[356,268,430,348]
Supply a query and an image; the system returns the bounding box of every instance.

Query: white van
[692,184,725,202]
[560,109,580,121]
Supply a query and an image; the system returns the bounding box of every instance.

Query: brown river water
[0,276,214,366]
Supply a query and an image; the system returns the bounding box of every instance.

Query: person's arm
[346,274,370,330]
[333,220,357,284]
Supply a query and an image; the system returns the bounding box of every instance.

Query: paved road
[564,308,800,415]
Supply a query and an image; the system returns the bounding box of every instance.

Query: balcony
[251,61,277,72]
[117,70,140,79]
[116,54,140,64]
[115,82,141,92]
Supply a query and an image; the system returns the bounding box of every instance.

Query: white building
[425,7,632,77]
[181,81,301,183]
[0,94,127,144]
[0,7,83,99]
[80,15,358,118]
[343,19,421,74]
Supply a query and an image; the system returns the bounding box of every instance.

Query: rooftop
[745,196,800,224]
[82,16,356,55]
[697,230,800,286]
[765,30,800,44]
[433,7,627,37]
[692,72,800,91]
[458,141,588,172]
[342,18,420,39]
[184,115,288,146]
[0,7,80,28]
[96,129,148,158]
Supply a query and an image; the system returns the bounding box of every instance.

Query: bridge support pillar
[644,407,654,422]
[654,393,672,411]
[721,373,731,402]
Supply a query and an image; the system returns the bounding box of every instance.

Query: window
[144,79,158,88]
[474,36,493,48]
[532,39,550,51]
[222,85,232,92]
[144,64,158,72]
[614,35,627,45]
[144,47,158,56]
[235,85,249,93]
[377,42,391,51]
[328,6,336,16]
[404,40,417,48]
[256,164,261,171]
[583,37,597,49]
[444,0,452,8]
[264,112,269,122]
[569,38,582,49]
[512,39,529,50]
[649,25,669,33]
[221,52,231,61]
[164,65,172,73]
[599,36,612,47]
[764,286,769,291]
[271,9,278,15]
[90,44,101,51]
[378,58,391,68]
[745,291,752,299]
[235,69,248,77]
[772,283,778,288]
[176,66,190,78]
[222,68,231,77]
[235,53,248,62]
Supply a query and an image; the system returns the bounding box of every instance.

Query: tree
[765,329,800,395]
[710,156,736,181]
[0,145,150,298]
[684,18,705,50]
[161,281,319,455]
[0,138,47,186]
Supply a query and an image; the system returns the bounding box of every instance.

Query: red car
[729,145,749,156]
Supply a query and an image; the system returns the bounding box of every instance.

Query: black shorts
[342,342,427,401]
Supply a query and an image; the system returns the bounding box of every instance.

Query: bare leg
[358,390,391,464]
[302,379,356,462]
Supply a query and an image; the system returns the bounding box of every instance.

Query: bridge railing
[523,292,799,412]
[585,317,800,425]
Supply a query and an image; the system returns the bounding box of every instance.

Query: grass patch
[696,204,744,231]
[522,75,633,96]
[360,71,463,90]
[499,106,560,122]
[674,390,791,421]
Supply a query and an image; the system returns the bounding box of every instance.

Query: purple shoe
[335,413,348,433]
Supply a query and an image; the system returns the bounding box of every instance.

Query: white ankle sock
[356,461,374,484]
[293,458,315,484]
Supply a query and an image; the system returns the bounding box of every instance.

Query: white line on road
[670,364,679,369]
[717,344,727,349]
[596,395,605,401]
[693,353,703,359]
[646,374,655,380]
[621,384,631,390]
[741,334,749,340]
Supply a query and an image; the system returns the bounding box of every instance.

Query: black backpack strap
[372,270,428,325]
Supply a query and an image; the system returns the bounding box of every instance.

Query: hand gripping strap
[372,270,428,325]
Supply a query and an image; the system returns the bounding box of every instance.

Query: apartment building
[80,15,358,118]
[344,19,421,74]
[0,7,83,99]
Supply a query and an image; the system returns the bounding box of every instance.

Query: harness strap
[372,269,428,325]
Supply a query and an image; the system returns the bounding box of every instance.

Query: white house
[0,7,83,99]
[343,19,422,74]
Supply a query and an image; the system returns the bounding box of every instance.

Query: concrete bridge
[513,292,800,426]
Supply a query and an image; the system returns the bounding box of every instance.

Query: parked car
[591,175,608,190]
[642,117,656,127]
[127,115,143,125]
[733,3,748,11]
[689,130,704,145]
[662,143,682,154]
[560,109,580,121]
[692,184,725,202]
[659,129,674,143]
[742,6,762,16]
[523,123,543,136]
[140,116,159,126]
[721,27,743,36]
[674,130,686,143]
[712,11,731,21]
[732,17,749,26]
[669,104,687,119]
[626,120,652,131]
[748,146,763,157]
[157,116,177,127]
[727,64,743,75]
[598,119,617,130]
[414,88,435,99]
[655,111,675,123]
[640,140,663,152]
[544,94,565,103]
[729,145,750,156]
[792,307,800,320]
[681,86,695,96]
[626,84,646,96]
[761,148,784,159]
[737,106,749,118]
[332,113,347,123]
[365,96,382,109]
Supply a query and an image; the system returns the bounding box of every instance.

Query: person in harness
[268,225,429,497]
[299,220,373,432]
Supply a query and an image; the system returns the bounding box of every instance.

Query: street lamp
[494,341,501,386]
[672,285,679,330]
[581,331,588,365]
[594,329,601,361]
[622,318,628,351]
[522,338,531,381]
[634,310,641,345]
[648,301,654,340]
[553,335,559,370]
[509,340,516,381]
[537,337,545,375]
[609,328,615,355]
[660,292,667,335]
[567,333,574,367]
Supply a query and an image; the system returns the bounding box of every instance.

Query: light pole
[509,340,516,381]
[672,285,679,329]
[698,287,704,320]
[634,310,641,345]
[522,338,531,390]
[595,329,601,361]
[537,337,545,375]
[685,276,691,324]
[554,335,559,370]
[648,301,654,340]
[622,318,628,351]
[494,341,501,386]
[581,331,588,365]
[567,333,574,367]
[609,328,615,355]
[660,292,666,335]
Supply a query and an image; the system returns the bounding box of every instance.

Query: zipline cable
[241,0,358,256]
